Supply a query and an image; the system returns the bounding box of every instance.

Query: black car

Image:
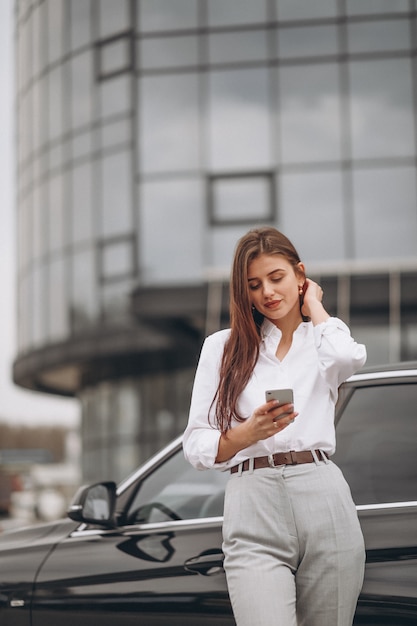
[1,363,417,625]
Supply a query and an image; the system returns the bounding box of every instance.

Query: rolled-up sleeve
[313,317,367,396]
[183,331,229,470]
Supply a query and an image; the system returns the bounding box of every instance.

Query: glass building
[14,0,417,482]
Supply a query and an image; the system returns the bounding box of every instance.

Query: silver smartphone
[265,388,294,419]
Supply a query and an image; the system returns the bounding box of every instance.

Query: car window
[333,383,417,505]
[124,447,228,524]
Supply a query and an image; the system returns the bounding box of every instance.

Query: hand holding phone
[265,388,294,420]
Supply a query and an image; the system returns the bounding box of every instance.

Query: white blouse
[183,317,366,471]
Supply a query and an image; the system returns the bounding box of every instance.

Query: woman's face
[247,253,304,327]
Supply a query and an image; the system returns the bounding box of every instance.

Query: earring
[298,286,303,295]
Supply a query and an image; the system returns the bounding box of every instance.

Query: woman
[183,227,366,626]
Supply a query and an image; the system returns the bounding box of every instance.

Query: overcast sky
[0,0,79,427]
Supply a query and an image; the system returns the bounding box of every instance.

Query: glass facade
[14,0,417,482]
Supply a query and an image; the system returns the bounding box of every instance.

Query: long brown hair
[213,227,304,433]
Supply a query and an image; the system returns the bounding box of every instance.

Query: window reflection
[71,248,98,331]
[346,0,409,15]
[139,179,204,283]
[70,52,93,130]
[48,257,68,341]
[208,0,268,26]
[47,0,64,66]
[71,161,94,245]
[99,36,132,78]
[210,175,273,224]
[139,74,200,174]
[208,68,272,170]
[349,58,414,159]
[48,173,65,255]
[279,64,342,163]
[352,167,417,259]
[99,75,131,119]
[348,19,410,54]
[98,0,129,38]
[48,66,64,141]
[276,0,337,21]
[70,0,91,51]
[280,170,345,261]
[101,239,133,280]
[100,151,133,237]
[100,119,130,150]
[138,35,199,70]
[208,30,268,65]
[138,0,199,33]
[277,25,338,58]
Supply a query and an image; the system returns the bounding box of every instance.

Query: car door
[32,445,233,625]
[333,378,417,625]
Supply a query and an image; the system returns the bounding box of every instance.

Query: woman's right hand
[244,399,298,444]
[215,400,298,462]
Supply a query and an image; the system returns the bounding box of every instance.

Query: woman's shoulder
[204,327,231,347]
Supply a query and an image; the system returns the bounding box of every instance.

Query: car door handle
[184,550,225,576]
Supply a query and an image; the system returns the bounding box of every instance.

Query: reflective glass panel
[100,37,130,76]
[138,0,199,32]
[48,66,64,141]
[32,262,45,346]
[208,30,268,64]
[211,176,272,223]
[32,80,44,153]
[48,256,68,341]
[139,179,204,283]
[279,64,342,163]
[138,35,199,70]
[346,0,409,15]
[70,52,93,130]
[71,248,98,330]
[32,184,44,262]
[99,0,129,38]
[48,173,65,254]
[277,25,338,58]
[349,58,415,159]
[100,119,130,150]
[99,75,131,119]
[207,0,268,26]
[333,384,417,504]
[71,161,94,245]
[47,0,64,65]
[352,167,417,259]
[32,4,43,78]
[71,130,93,161]
[280,170,345,262]
[348,19,410,54]
[100,151,133,237]
[208,68,272,170]
[139,74,200,174]
[70,0,91,50]
[101,239,133,279]
[276,0,337,20]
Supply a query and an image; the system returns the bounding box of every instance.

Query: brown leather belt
[230,450,328,474]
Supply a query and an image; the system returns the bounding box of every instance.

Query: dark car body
[1,363,417,625]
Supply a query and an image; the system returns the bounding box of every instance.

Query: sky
[0,0,79,427]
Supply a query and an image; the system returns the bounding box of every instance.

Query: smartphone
[265,388,294,419]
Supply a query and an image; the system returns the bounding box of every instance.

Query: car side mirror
[67,481,117,527]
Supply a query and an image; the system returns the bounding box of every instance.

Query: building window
[209,173,274,225]
[96,32,134,81]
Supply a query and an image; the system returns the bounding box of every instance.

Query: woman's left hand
[301,278,329,324]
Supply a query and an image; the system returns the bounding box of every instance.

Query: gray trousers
[222,458,365,626]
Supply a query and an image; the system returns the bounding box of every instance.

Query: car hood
[0,518,79,550]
